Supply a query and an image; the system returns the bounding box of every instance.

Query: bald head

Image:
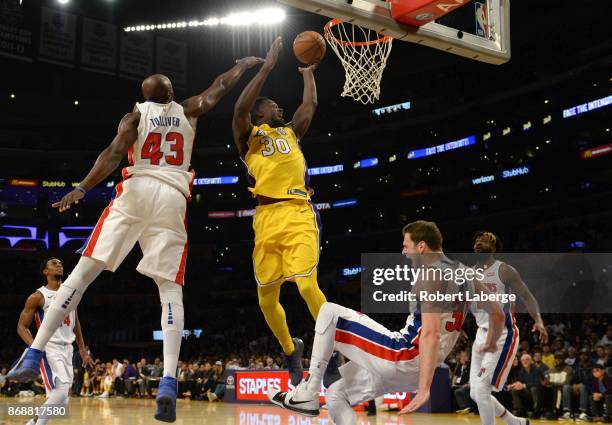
[141,74,173,103]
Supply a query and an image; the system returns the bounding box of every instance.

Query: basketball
[293,31,326,65]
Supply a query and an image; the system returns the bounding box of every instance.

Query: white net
[324,19,393,105]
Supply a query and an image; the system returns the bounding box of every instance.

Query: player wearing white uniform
[16,258,93,425]
[469,231,548,425]
[8,57,265,423]
[268,221,506,424]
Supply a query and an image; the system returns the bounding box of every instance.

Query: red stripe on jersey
[495,315,519,388]
[127,146,134,166]
[174,213,189,285]
[40,360,52,391]
[35,311,41,329]
[335,329,420,362]
[82,180,125,257]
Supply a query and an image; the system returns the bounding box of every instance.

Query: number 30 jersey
[243,123,311,201]
[125,101,195,197]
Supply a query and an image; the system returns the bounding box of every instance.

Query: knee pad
[315,302,337,334]
[158,280,184,332]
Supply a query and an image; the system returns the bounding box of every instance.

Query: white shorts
[323,304,420,406]
[40,342,74,395]
[470,315,519,392]
[79,176,188,284]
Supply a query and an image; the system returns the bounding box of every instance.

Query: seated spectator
[566,347,578,368]
[112,358,124,397]
[545,354,573,419]
[122,359,138,396]
[452,351,472,414]
[590,365,611,423]
[147,357,163,397]
[508,354,546,418]
[598,327,612,347]
[565,350,594,421]
[0,368,7,394]
[265,356,279,369]
[137,359,150,398]
[207,361,226,402]
[534,352,549,372]
[542,345,556,370]
[594,346,609,367]
[178,362,194,398]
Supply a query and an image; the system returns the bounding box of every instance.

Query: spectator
[597,327,612,347]
[97,363,114,398]
[566,347,578,368]
[452,351,472,414]
[508,354,546,418]
[542,345,556,370]
[594,346,608,367]
[566,350,594,421]
[32,375,46,395]
[196,362,215,400]
[147,357,163,397]
[137,359,151,397]
[265,356,279,369]
[112,358,125,396]
[0,368,7,394]
[545,354,573,419]
[122,359,138,396]
[534,352,549,372]
[590,365,611,423]
[207,361,226,402]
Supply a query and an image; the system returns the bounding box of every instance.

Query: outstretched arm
[290,64,318,139]
[182,57,264,119]
[500,263,548,344]
[52,112,140,212]
[74,311,94,368]
[232,37,282,156]
[17,292,44,346]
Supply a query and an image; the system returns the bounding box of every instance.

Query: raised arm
[500,263,548,344]
[290,64,318,139]
[74,311,94,368]
[52,112,140,212]
[17,292,44,346]
[232,37,282,155]
[182,57,264,119]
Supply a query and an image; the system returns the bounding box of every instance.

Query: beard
[269,117,285,127]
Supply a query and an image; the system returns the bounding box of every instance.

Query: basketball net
[324,19,393,105]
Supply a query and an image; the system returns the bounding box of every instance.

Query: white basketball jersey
[124,101,195,197]
[472,260,513,328]
[36,286,76,345]
[400,258,469,365]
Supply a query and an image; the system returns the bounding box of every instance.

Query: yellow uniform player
[232,37,327,385]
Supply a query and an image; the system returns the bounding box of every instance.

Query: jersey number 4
[142,132,184,165]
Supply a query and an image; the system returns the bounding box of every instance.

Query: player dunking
[232,37,327,385]
[8,56,264,423]
[469,231,548,425]
[268,221,506,424]
[16,258,93,425]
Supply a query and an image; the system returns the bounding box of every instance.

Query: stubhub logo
[501,166,530,179]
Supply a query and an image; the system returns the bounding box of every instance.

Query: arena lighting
[193,176,239,185]
[543,115,552,125]
[58,226,94,248]
[523,121,532,131]
[332,198,358,208]
[308,164,343,176]
[372,101,411,116]
[153,329,202,341]
[57,0,69,4]
[0,225,49,248]
[388,154,397,162]
[353,157,378,169]
[483,132,492,141]
[581,143,612,160]
[562,94,612,119]
[124,7,286,32]
[408,135,476,160]
[502,127,511,136]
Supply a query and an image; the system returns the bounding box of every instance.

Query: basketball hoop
[324,19,393,105]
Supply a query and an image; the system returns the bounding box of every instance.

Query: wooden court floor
[0,397,547,425]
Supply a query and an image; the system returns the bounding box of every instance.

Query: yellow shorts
[252,199,321,286]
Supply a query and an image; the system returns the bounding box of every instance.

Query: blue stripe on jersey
[402,310,422,344]
[491,286,515,385]
[42,352,55,389]
[337,317,409,350]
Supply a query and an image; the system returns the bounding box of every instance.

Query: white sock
[36,382,70,425]
[492,395,521,425]
[326,379,356,425]
[306,303,337,393]
[157,280,184,378]
[31,257,104,351]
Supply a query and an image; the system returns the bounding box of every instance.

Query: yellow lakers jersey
[243,124,311,200]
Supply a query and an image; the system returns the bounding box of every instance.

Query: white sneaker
[96,391,109,398]
[267,378,320,417]
[559,411,572,421]
[577,412,589,422]
[25,419,36,425]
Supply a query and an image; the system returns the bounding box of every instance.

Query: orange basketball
[293,31,326,65]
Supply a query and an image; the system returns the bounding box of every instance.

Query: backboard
[277,0,510,64]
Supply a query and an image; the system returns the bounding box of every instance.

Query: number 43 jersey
[243,123,312,201]
[126,101,195,198]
